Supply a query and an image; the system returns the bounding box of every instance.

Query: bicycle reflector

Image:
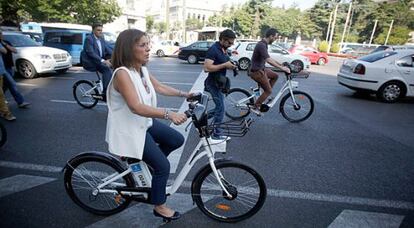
[216,204,231,211]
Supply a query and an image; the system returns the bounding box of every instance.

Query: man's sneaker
[247,104,262,116]
[18,102,31,108]
[3,113,16,121]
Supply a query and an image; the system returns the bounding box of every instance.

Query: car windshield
[103,32,117,44]
[4,34,40,47]
[358,51,397,62]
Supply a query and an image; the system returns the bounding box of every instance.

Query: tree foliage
[0,0,121,25]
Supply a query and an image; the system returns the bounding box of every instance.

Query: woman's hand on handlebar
[169,112,188,125]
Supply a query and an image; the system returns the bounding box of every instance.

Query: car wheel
[317,58,326,65]
[56,68,69,74]
[238,58,251,71]
[290,60,304,72]
[187,54,198,64]
[376,81,405,103]
[156,50,165,57]
[17,60,37,79]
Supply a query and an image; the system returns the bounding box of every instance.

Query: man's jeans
[4,68,24,105]
[205,81,224,137]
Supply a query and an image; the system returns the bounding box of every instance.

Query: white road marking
[85,193,199,228]
[16,83,37,87]
[1,160,413,211]
[328,210,404,228]
[0,174,56,198]
[151,70,200,74]
[167,70,207,173]
[160,81,193,86]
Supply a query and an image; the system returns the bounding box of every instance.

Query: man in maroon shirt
[249,28,290,114]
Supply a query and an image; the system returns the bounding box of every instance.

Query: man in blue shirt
[81,23,113,97]
[203,29,237,140]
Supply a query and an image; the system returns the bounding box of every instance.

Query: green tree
[186,18,203,30]
[146,16,154,32]
[374,26,411,45]
[155,22,166,34]
[0,0,121,25]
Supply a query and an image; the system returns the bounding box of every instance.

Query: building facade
[104,0,147,35]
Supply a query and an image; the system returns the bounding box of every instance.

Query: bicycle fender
[190,158,232,202]
[62,151,128,173]
[72,79,92,89]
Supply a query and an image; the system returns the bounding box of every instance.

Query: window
[269,45,287,54]
[246,43,256,51]
[4,34,40,47]
[396,55,414,68]
[359,51,397,63]
[198,42,208,48]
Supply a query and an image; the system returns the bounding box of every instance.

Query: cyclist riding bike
[249,28,290,114]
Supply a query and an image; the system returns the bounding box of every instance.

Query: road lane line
[1,160,413,210]
[167,70,207,173]
[151,70,201,74]
[0,174,56,198]
[328,210,404,228]
[16,83,37,87]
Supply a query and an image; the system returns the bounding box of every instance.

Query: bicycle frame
[266,78,299,108]
[93,136,232,199]
[231,77,299,110]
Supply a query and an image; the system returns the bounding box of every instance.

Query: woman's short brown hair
[111,29,147,69]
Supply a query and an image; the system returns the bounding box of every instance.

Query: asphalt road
[0,57,413,228]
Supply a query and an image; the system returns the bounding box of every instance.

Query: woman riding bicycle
[106,29,191,221]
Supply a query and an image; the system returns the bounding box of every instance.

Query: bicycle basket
[207,118,253,137]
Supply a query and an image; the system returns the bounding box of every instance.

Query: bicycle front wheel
[64,157,135,215]
[73,80,99,109]
[192,161,266,223]
[225,88,254,120]
[279,91,314,123]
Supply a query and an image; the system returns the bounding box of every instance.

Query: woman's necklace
[135,67,150,94]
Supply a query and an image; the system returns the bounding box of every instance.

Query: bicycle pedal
[260,104,270,112]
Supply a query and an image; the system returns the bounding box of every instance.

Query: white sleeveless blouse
[105,66,157,160]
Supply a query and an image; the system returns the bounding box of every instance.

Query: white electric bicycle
[225,63,314,123]
[63,93,266,223]
[73,71,105,109]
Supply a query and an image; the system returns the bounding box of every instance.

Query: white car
[151,40,180,57]
[337,50,414,102]
[3,31,72,79]
[230,41,310,71]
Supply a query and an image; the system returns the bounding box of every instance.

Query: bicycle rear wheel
[73,80,99,109]
[279,91,314,123]
[64,157,135,215]
[224,88,254,120]
[192,161,266,223]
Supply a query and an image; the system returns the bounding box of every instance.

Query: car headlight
[40,54,51,59]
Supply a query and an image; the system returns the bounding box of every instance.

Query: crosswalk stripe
[85,193,199,228]
[328,210,404,228]
[1,160,413,211]
[0,174,56,198]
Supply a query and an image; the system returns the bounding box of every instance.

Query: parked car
[103,32,117,51]
[22,32,43,44]
[43,29,90,65]
[230,41,310,71]
[337,50,414,102]
[289,45,329,65]
[370,45,414,54]
[178,41,215,64]
[151,40,180,57]
[3,31,72,79]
